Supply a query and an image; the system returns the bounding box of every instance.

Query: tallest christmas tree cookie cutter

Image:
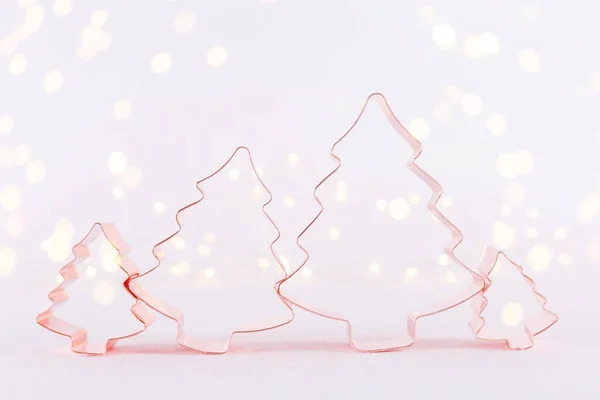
[279,92,486,352]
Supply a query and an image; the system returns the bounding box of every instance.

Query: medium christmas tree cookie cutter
[279,92,486,352]
[469,247,559,350]
[126,146,294,354]
[36,223,155,355]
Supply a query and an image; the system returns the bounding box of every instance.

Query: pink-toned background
[1,0,599,398]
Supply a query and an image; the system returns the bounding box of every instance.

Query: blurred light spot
[496,150,534,179]
[444,270,456,283]
[493,220,515,248]
[113,99,132,120]
[501,205,512,216]
[258,257,270,269]
[558,254,572,266]
[440,196,453,208]
[0,115,14,134]
[53,0,72,17]
[328,227,340,241]
[518,50,540,73]
[283,195,295,208]
[501,302,524,327]
[506,183,524,205]
[151,52,173,74]
[43,70,63,93]
[388,198,410,220]
[592,72,600,92]
[527,207,540,219]
[56,274,64,284]
[408,194,420,205]
[113,187,124,199]
[554,228,567,239]
[287,153,299,165]
[203,233,215,243]
[78,47,96,61]
[431,24,456,50]
[206,45,228,67]
[486,114,507,136]
[376,199,388,211]
[84,265,97,277]
[335,181,348,202]
[528,244,552,272]
[437,254,449,266]
[172,12,196,34]
[26,159,46,184]
[0,247,17,277]
[6,213,24,236]
[9,54,28,75]
[300,267,312,278]
[228,168,239,181]
[15,144,32,165]
[0,31,21,57]
[444,85,462,104]
[408,119,429,141]
[90,9,109,27]
[170,262,190,276]
[433,103,452,123]
[368,262,381,274]
[101,256,119,273]
[577,200,595,223]
[171,237,185,250]
[404,267,419,280]
[464,33,500,59]
[204,267,215,279]
[418,6,436,24]
[520,4,542,25]
[118,166,143,188]
[154,202,166,213]
[526,227,538,239]
[252,185,264,199]
[107,151,127,174]
[197,244,211,257]
[279,255,291,273]
[24,5,46,35]
[460,93,483,116]
[0,186,21,212]
[93,280,115,306]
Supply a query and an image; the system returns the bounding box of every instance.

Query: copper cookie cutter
[279,92,486,352]
[36,223,155,355]
[126,146,294,354]
[470,247,559,350]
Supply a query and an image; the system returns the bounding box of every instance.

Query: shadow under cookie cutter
[126,146,295,354]
[279,92,486,352]
[470,247,559,350]
[36,223,155,355]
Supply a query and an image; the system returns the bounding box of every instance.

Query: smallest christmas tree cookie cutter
[469,247,559,350]
[36,223,155,355]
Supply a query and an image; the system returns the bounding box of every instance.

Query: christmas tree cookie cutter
[469,247,559,350]
[279,92,486,352]
[126,146,294,354]
[36,223,155,355]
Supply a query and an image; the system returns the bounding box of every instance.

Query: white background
[1,0,600,398]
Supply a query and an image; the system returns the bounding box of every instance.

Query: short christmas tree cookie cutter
[470,247,559,350]
[126,146,294,354]
[36,223,155,355]
[279,92,486,352]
